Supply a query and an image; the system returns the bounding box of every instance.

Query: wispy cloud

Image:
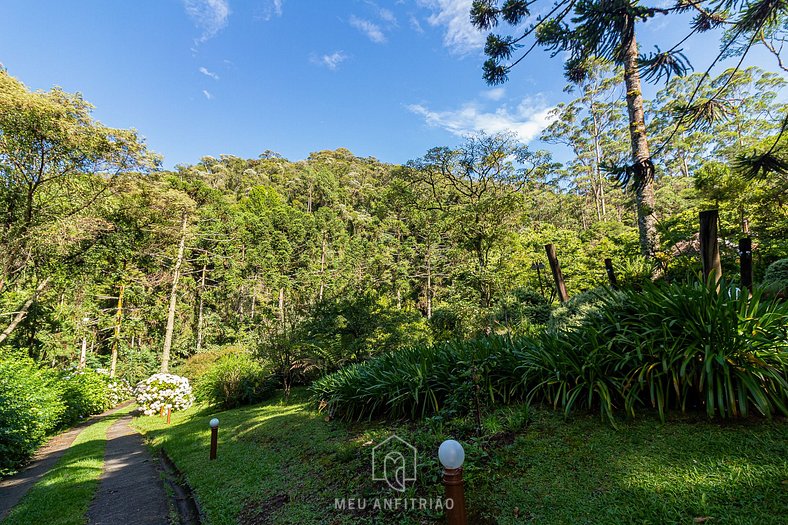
[311,51,349,71]
[255,0,283,21]
[407,96,555,142]
[202,89,214,99]
[349,15,386,43]
[418,0,485,55]
[377,7,397,25]
[199,66,220,80]
[482,87,506,101]
[183,0,230,43]
[409,14,424,33]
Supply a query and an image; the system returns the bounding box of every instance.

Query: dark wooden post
[699,210,722,284]
[443,468,467,525]
[604,258,619,289]
[739,237,753,292]
[545,244,569,302]
[209,418,219,460]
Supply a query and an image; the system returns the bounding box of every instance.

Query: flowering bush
[135,373,193,415]
[107,378,133,406]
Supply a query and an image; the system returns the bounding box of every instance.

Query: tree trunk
[110,283,125,378]
[623,29,659,258]
[0,276,51,345]
[161,213,188,373]
[196,264,206,353]
[426,249,432,320]
[79,335,87,369]
[319,233,326,301]
[278,287,285,329]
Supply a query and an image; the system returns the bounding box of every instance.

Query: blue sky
[0,1,780,168]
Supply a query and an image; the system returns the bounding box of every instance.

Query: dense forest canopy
[0,63,786,383]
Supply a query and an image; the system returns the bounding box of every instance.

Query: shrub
[603,281,787,420]
[106,378,133,406]
[494,288,551,331]
[547,287,621,332]
[0,356,65,475]
[315,281,788,424]
[135,374,194,416]
[58,369,112,427]
[175,346,241,382]
[196,353,277,408]
[763,258,788,295]
[312,336,525,421]
[525,282,788,422]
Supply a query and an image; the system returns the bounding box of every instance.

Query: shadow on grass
[468,413,788,525]
[1,439,105,525]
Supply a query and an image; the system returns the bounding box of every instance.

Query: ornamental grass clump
[135,373,194,415]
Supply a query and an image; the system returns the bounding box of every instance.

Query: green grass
[2,405,133,525]
[132,389,788,524]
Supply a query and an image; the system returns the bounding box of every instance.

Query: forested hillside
[1,64,786,387]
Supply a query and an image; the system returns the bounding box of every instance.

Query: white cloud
[183,0,230,43]
[312,51,349,71]
[482,87,506,101]
[377,7,397,24]
[256,0,283,21]
[199,66,220,80]
[202,89,214,99]
[407,96,555,142]
[409,15,424,33]
[349,15,386,43]
[419,0,485,55]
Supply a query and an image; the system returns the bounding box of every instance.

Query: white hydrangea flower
[134,373,194,414]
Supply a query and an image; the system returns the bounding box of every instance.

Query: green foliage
[311,336,524,421]
[316,281,788,424]
[621,282,788,419]
[763,258,788,295]
[532,282,788,422]
[175,345,241,382]
[494,288,551,330]
[196,353,277,408]
[57,369,112,427]
[547,287,620,332]
[0,356,65,475]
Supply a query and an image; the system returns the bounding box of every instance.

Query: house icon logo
[371,434,417,492]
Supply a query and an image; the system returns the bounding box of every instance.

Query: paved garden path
[86,414,170,525]
[0,403,129,521]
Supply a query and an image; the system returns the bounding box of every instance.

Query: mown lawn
[132,390,788,525]
[2,405,133,525]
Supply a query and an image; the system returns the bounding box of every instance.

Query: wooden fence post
[545,244,569,303]
[699,210,722,284]
[604,258,619,289]
[739,237,753,292]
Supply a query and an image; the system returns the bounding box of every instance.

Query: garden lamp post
[209,418,219,460]
[439,439,467,525]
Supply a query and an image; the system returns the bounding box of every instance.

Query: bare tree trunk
[426,250,432,320]
[278,287,285,329]
[623,30,658,258]
[0,276,50,345]
[79,335,87,369]
[161,214,188,373]
[319,233,326,301]
[196,264,206,353]
[110,283,125,378]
